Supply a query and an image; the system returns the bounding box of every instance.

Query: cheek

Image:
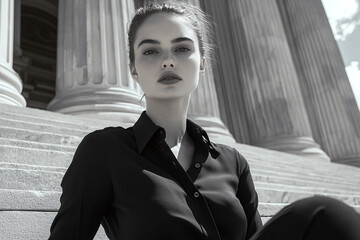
[135,59,155,75]
[185,55,201,73]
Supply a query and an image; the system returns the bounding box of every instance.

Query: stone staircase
[1,103,359,239]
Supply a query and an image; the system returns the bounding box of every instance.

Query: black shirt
[49,111,262,240]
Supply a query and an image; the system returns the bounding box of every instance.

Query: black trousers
[251,196,360,240]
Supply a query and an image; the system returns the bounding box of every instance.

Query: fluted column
[0,0,26,106]
[202,0,330,161]
[13,0,22,57]
[277,0,360,166]
[47,0,143,123]
[200,0,251,144]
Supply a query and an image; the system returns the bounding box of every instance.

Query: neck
[145,96,191,148]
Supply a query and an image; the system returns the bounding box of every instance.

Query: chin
[150,91,193,101]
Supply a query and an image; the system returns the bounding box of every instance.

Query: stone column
[47,0,144,124]
[0,0,26,106]
[13,0,22,57]
[200,0,251,144]
[12,0,29,83]
[277,0,360,166]
[202,0,330,161]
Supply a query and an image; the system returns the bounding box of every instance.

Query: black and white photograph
[0,0,360,239]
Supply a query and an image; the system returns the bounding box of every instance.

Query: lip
[158,73,182,84]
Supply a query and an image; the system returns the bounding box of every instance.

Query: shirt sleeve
[234,149,263,239]
[49,131,113,240]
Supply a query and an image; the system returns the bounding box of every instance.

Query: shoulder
[212,143,250,174]
[70,126,135,166]
[75,126,136,157]
[82,126,134,145]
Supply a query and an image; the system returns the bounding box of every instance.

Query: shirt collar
[186,118,220,159]
[132,111,220,159]
[133,111,161,154]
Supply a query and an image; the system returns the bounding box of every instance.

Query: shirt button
[172,161,176,166]
[194,192,200,198]
[195,163,201,168]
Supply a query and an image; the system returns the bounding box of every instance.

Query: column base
[47,87,144,124]
[0,63,26,107]
[332,156,360,168]
[254,136,331,162]
[188,114,236,145]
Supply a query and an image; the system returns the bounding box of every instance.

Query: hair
[127,1,215,65]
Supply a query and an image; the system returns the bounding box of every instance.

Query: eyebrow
[137,37,194,48]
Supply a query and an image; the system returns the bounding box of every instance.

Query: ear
[200,57,206,75]
[129,63,139,82]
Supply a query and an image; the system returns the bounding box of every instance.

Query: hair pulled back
[128,1,214,64]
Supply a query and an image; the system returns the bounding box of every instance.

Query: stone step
[0,103,128,130]
[0,211,107,240]
[250,161,360,185]
[256,187,360,205]
[252,173,359,192]
[0,116,92,137]
[0,168,63,191]
[0,189,60,211]
[0,145,73,167]
[258,202,360,221]
[255,181,360,197]
[243,154,360,185]
[251,169,360,190]
[0,126,82,147]
[240,145,360,176]
[250,157,360,180]
[0,137,76,153]
[0,162,67,172]
[0,111,108,134]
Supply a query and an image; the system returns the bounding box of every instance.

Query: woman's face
[130,13,205,100]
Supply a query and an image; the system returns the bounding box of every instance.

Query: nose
[161,55,176,69]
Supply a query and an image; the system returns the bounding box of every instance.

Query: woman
[49,2,360,240]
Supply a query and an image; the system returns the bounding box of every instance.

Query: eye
[143,49,158,55]
[175,47,191,53]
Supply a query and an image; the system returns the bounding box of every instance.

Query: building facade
[1,0,360,167]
